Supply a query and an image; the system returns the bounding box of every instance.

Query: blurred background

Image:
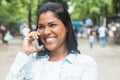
[0,0,120,80]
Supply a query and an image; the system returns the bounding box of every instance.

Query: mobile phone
[37,38,43,46]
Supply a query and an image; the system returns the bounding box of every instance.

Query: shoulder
[75,54,96,65]
[76,54,94,60]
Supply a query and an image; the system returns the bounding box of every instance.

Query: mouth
[44,37,56,44]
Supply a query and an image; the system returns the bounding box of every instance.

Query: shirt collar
[65,53,78,64]
[39,53,78,64]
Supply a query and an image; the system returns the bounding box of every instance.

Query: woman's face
[38,11,67,51]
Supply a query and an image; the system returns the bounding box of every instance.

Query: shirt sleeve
[81,57,98,80]
[5,51,31,80]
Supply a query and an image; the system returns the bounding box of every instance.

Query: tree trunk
[28,3,32,31]
[104,4,108,27]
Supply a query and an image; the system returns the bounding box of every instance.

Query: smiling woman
[5,2,97,80]
[37,11,68,56]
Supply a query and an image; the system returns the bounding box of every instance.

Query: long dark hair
[37,2,80,56]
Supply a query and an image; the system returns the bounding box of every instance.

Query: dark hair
[37,2,80,56]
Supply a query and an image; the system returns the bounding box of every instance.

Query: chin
[47,48,55,51]
[45,46,55,51]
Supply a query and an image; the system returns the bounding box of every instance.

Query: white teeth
[46,38,55,42]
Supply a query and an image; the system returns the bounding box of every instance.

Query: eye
[49,23,56,28]
[38,25,44,29]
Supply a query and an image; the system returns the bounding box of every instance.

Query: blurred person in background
[6,2,97,80]
[4,30,13,43]
[98,24,108,47]
[88,26,96,48]
[0,25,8,48]
[31,23,37,31]
[21,25,30,37]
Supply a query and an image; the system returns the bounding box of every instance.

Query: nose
[43,27,51,35]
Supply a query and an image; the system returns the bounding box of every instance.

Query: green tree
[70,0,114,25]
[0,0,69,35]
[112,0,120,15]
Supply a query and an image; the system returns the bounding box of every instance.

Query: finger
[36,31,40,38]
[26,36,34,42]
[37,45,44,51]
[34,33,39,39]
[31,45,44,52]
[27,32,38,40]
[32,32,40,39]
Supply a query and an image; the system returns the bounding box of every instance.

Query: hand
[20,31,44,55]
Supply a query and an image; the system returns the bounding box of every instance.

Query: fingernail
[38,45,44,50]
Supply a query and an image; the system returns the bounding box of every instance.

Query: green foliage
[0,0,69,35]
[69,0,119,25]
[0,0,120,35]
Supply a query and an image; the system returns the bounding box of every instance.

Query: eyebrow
[38,21,56,25]
[48,21,56,24]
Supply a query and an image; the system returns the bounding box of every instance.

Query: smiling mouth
[45,37,56,44]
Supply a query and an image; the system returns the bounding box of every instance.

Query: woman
[6,2,97,80]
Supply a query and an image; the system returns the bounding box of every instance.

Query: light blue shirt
[6,51,97,80]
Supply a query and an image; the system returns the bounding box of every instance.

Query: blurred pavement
[0,36,120,80]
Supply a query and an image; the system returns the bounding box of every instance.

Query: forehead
[39,11,57,20]
[38,11,61,25]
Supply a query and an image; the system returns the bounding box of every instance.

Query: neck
[48,47,68,62]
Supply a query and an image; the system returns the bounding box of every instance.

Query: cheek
[57,29,67,40]
[60,27,67,35]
